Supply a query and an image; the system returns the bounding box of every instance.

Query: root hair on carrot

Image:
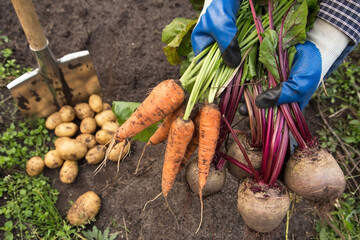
[143,192,162,211]
[94,138,116,175]
[195,191,204,234]
[164,197,179,230]
[134,143,149,175]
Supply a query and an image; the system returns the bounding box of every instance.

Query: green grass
[314,47,360,239]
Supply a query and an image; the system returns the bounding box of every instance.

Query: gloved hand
[191,0,241,68]
[255,18,351,110]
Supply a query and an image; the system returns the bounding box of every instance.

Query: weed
[0,118,52,169]
[81,226,119,240]
[315,47,360,239]
[0,30,31,84]
[0,173,83,239]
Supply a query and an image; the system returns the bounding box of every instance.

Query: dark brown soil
[0,0,319,239]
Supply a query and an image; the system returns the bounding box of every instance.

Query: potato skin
[26,156,45,176]
[109,141,131,162]
[56,139,87,161]
[76,134,97,149]
[59,105,76,122]
[89,94,103,113]
[95,130,114,145]
[54,137,71,149]
[102,103,111,111]
[67,191,101,226]
[44,150,64,169]
[101,121,118,133]
[80,117,97,134]
[74,103,95,120]
[54,122,78,137]
[45,112,62,130]
[94,110,116,127]
[60,160,78,184]
[86,145,107,164]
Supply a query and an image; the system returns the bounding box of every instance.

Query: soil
[0,0,320,239]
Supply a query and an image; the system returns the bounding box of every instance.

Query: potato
[102,103,111,111]
[60,160,78,184]
[74,103,95,120]
[56,139,87,161]
[26,156,45,176]
[54,122,78,137]
[76,133,97,149]
[89,94,103,113]
[94,110,116,126]
[54,137,71,148]
[59,105,76,122]
[95,129,114,145]
[80,117,97,134]
[101,121,118,133]
[67,191,101,226]
[109,140,131,162]
[45,112,62,130]
[85,145,107,164]
[44,150,64,169]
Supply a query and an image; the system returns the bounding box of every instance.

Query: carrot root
[162,117,195,198]
[143,192,162,211]
[115,79,185,142]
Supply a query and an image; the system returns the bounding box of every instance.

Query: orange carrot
[196,103,221,234]
[148,103,186,145]
[178,111,201,172]
[134,104,186,174]
[115,79,185,142]
[162,117,194,198]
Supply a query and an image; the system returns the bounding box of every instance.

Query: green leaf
[280,0,308,49]
[189,0,204,14]
[259,29,280,82]
[247,43,258,79]
[112,101,158,142]
[162,18,197,65]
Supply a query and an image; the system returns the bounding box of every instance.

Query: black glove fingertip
[222,36,241,68]
[255,84,283,109]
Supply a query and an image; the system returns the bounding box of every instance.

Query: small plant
[0,118,52,169]
[316,194,360,240]
[81,226,119,240]
[0,30,31,84]
[0,119,82,239]
[0,173,82,239]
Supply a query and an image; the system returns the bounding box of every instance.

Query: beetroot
[284,147,345,202]
[237,178,290,233]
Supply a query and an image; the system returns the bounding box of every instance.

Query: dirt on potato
[0,0,319,239]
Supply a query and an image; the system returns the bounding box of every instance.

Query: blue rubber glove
[191,0,241,68]
[255,18,351,110]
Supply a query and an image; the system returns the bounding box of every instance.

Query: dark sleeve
[318,0,360,45]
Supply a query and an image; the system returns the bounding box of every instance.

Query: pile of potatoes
[26,94,131,183]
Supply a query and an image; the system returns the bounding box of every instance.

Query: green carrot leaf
[162,18,197,65]
[190,0,204,14]
[112,101,157,142]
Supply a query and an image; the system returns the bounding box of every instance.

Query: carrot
[162,117,194,198]
[134,104,186,174]
[196,103,221,234]
[178,111,201,172]
[114,79,185,142]
[148,103,186,145]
